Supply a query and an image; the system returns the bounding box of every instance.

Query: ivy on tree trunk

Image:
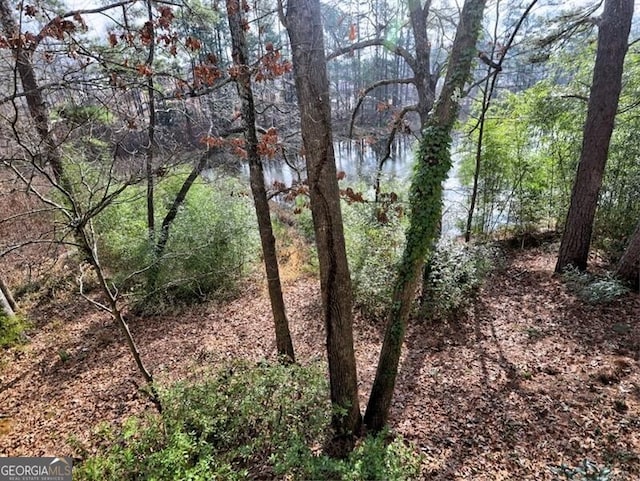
[364,0,487,432]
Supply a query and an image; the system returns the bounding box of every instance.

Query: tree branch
[349,78,416,138]
[327,38,417,72]
[374,105,419,201]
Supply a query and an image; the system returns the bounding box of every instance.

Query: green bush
[550,459,613,480]
[75,361,423,481]
[95,172,259,308]
[342,200,405,320]
[422,241,497,320]
[561,267,629,304]
[277,429,423,481]
[341,197,496,322]
[0,313,29,348]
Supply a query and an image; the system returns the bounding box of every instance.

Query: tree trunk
[0,287,15,318]
[0,276,17,314]
[285,0,361,454]
[464,0,539,241]
[0,0,159,410]
[77,224,161,411]
[464,73,490,243]
[364,0,487,433]
[408,0,435,125]
[227,0,295,362]
[616,220,640,288]
[145,0,156,238]
[0,0,64,182]
[555,0,633,272]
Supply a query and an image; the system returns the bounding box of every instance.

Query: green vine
[399,124,452,275]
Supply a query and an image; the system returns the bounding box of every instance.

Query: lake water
[236,137,469,237]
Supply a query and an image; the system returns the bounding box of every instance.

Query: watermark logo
[0,457,72,481]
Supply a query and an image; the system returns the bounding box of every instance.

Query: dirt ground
[1,245,639,480]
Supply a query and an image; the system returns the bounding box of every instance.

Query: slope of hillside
[1,247,638,479]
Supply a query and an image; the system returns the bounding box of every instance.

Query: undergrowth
[561,267,630,304]
[550,459,613,480]
[422,240,498,320]
[0,312,30,348]
[94,172,259,311]
[74,361,422,480]
[343,201,405,320]
[341,198,497,321]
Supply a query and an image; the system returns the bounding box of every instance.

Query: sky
[61,0,640,43]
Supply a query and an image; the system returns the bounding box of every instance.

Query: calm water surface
[232,138,468,237]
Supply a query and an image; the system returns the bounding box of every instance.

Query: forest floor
[1,242,639,480]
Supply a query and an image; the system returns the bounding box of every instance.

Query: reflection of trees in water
[260,137,416,187]
[204,136,467,237]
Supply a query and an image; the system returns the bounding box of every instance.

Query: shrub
[562,267,629,304]
[341,197,496,321]
[75,361,423,481]
[342,200,405,320]
[94,172,259,309]
[277,429,423,481]
[0,313,29,348]
[422,240,497,320]
[550,459,613,480]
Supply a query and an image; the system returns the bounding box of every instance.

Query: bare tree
[284,0,362,455]
[0,0,65,181]
[464,0,539,242]
[0,0,161,408]
[226,0,295,362]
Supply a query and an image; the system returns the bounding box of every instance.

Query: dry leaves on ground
[0,247,639,480]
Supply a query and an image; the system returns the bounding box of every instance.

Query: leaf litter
[0,247,639,479]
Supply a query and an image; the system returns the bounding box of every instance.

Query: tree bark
[285,0,361,454]
[408,0,435,125]
[145,0,156,238]
[364,0,487,433]
[0,276,17,314]
[227,0,295,362]
[616,220,640,288]
[555,0,633,272]
[0,0,64,182]
[77,224,161,411]
[0,286,15,318]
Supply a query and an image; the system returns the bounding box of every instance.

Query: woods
[0,0,639,478]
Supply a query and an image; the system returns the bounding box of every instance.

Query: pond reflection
[227,137,468,237]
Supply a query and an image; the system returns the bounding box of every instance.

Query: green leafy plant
[57,104,115,125]
[276,428,423,480]
[75,361,423,481]
[550,459,613,480]
[0,313,29,348]
[459,80,580,237]
[562,267,629,304]
[94,172,259,309]
[422,240,497,320]
[342,199,405,320]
